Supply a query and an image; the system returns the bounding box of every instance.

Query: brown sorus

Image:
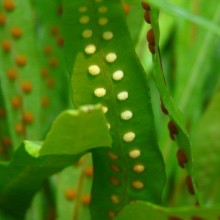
[147,29,155,45]
[144,10,151,24]
[3,0,15,11]
[23,112,34,124]
[185,175,195,195]
[141,1,150,11]
[0,13,6,25]
[16,55,27,66]
[7,68,17,80]
[65,189,77,200]
[11,27,22,38]
[84,166,93,177]
[168,120,178,137]
[148,43,155,54]
[21,81,32,93]
[2,40,11,52]
[176,149,188,168]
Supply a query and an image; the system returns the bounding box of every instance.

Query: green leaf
[144,2,200,202]
[63,1,165,219]
[0,105,111,219]
[40,104,112,156]
[115,201,220,220]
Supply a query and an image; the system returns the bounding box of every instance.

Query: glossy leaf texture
[142,1,200,203]
[115,201,220,220]
[193,91,220,204]
[0,105,111,219]
[63,0,165,219]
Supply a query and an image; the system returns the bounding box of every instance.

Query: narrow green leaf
[115,201,220,220]
[143,1,200,202]
[63,1,165,219]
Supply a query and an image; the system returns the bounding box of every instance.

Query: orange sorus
[2,137,12,147]
[3,0,15,11]
[84,166,93,177]
[11,96,22,108]
[43,45,53,55]
[49,57,58,68]
[15,55,27,66]
[21,81,32,93]
[41,68,49,78]
[0,108,5,117]
[41,96,49,108]
[123,3,130,15]
[65,189,77,201]
[7,68,17,80]
[0,13,6,25]
[15,122,25,135]
[23,112,34,124]
[82,195,91,205]
[11,27,22,38]
[2,40,11,52]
